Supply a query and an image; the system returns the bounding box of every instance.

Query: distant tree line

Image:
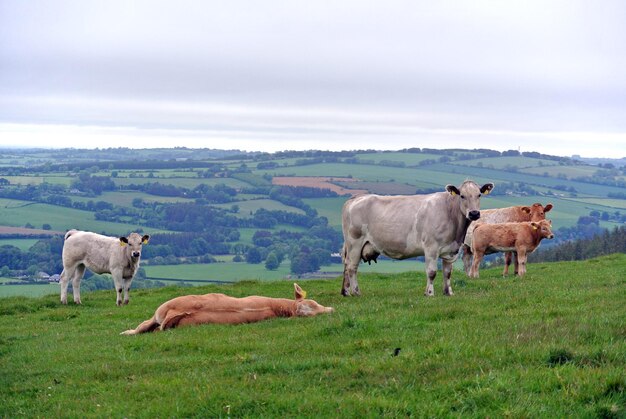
[529,226,626,263]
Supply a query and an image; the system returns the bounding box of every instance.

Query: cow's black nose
[469,210,480,221]
[132,251,140,258]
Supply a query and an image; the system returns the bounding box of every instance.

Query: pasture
[0,198,156,235]
[1,255,624,417]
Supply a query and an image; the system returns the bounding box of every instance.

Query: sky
[1,0,625,158]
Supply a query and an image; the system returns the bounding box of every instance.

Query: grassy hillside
[1,255,624,417]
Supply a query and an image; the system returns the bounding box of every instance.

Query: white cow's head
[446,181,494,221]
[120,232,150,259]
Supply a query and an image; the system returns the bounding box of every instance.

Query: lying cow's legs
[424,253,438,296]
[120,316,160,335]
[342,244,362,296]
[442,259,454,296]
[71,264,86,305]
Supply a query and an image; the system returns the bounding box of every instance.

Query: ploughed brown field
[271,176,368,196]
[0,226,63,236]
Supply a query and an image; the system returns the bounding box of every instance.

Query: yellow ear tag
[450,191,456,196]
[120,241,126,247]
[301,290,307,299]
[142,239,149,245]
[484,189,490,195]
[532,225,538,230]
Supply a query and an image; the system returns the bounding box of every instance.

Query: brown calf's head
[531,220,554,240]
[293,283,334,317]
[446,181,495,221]
[521,203,554,221]
[119,232,150,259]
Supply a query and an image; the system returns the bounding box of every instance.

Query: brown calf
[463,203,553,276]
[469,220,554,278]
[121,283,333,335]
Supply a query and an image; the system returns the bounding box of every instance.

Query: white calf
[60,230,150,306]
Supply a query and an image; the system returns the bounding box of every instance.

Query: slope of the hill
[0,255,624,417]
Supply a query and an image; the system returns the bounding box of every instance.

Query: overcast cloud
[1,0,625,157]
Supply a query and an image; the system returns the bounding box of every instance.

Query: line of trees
[529,226,626,263]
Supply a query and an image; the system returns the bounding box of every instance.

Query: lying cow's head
[120,232,150,259]
[522,203,554,221]
[446,181,494,221]
[293,283,334,317]
[531,220,554,240]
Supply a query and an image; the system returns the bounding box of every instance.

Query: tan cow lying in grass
[121,283,333,335]
[469,219,554,278]
[60,230,150,306]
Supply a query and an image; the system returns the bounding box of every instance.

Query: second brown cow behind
[121,283,333,335]
[469,219,554,278]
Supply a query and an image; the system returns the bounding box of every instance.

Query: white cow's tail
[64,229,78,241]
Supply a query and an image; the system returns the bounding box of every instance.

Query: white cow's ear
[480,183,495,195]
[294,283,306,301]
[119,237,129,247]
[446,185,460,196]
[142,234,150,245]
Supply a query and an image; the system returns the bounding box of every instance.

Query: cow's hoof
[123,300,130,305]
[444,290,454,296]
[424,291,434,297]
[116,301,122,307]
[341,289,350,297]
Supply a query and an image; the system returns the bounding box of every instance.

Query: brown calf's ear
[294,283,307,301]
[480,183,495,195]
[544,203,553,213]
[531,222,538,230]
[119,237,129,246]
[445,184,460,196]
[521,207,531,214]
[142,234,150,245]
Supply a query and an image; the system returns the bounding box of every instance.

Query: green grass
[0,284,58,298]
[1,255,624,417]
[0,239,39,251]
[0,198,170,235]
[520,164,600,178]
[452,156,559,169]
[211,198,305,217]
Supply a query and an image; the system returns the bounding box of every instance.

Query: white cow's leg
[423,254,438,297]
[111,270,124,306]
[123,278,132,305]
[442,259,454,296]
[342,244,362,296]
[71,264,85,305]
[461,245,472,275]
[59,267,72,305]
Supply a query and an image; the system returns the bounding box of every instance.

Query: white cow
[60,230,150,306]
[341,180,494,297]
